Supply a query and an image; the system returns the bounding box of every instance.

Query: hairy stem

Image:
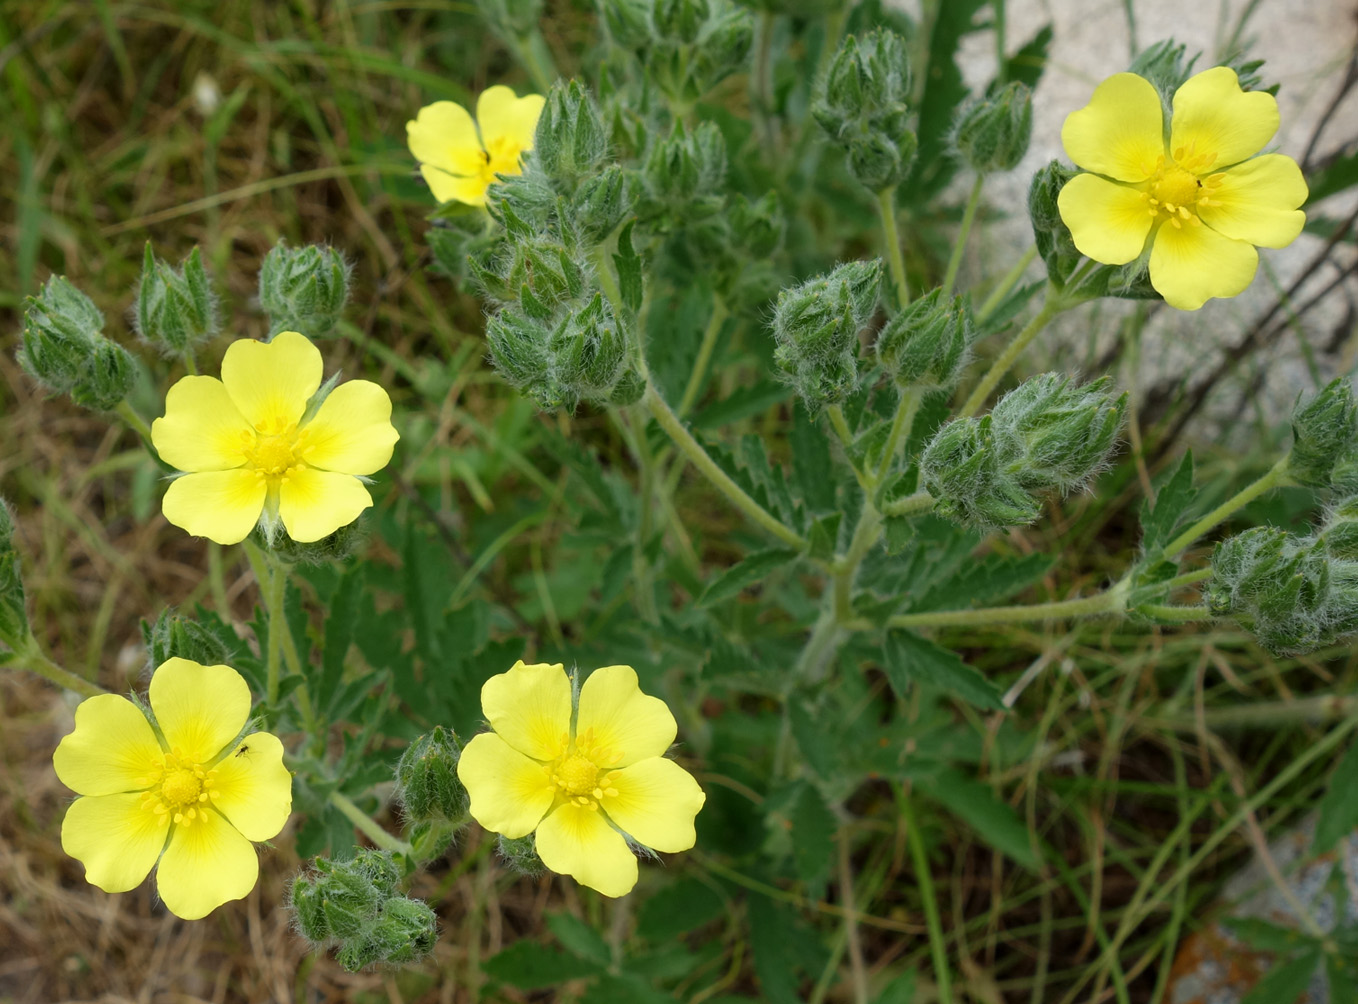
[678,297,729,417]
[843,578,1132,632]
[874,387,923,489]
[876,186,910,309]
[976,246,1038,323]
[329,790,413,856]
[12,633,107,699]
[959,290,1064,418]
[1162,457,1292,558]
[114,401,153,445]
[940,174,985,300]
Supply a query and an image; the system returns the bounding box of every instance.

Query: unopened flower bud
[534,80,609,193]
[134,244,219,354]
[953,81,1033,174]
[690,4,753,91]
[771,260,882,409]
[920,416,1042,528]
[598,0,651,49]
[609,367,647,405]
[140,608,232,670]
[643,121,727,217]
[570,164,632,242]
[992,374,1127,494]
[497,833,547,877]
[1320,497,1358,560]
[486,308,558,405]
[0,499,28,646]
[19,275,120,403]
[875,287,972,389]
[1028,160,1082,287]
[69,338,137,412]
[814,30,915,191]
[654,0,709,44]
[258,242,351,339]
[395,727,468,823]
[1288,377,1358,489]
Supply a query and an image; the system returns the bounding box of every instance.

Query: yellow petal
[155,809,259,919]
[480,661,572,761]
[1199,154,1308,249]
[298,380,399,475]
[1170,66,1278,170]
[210,732,293,842]
[534,801,638,898]
[1061,73,1164,183]
[149,658,252,763]
[53,694,163,796]
[276,467,372,542]
[419,164,491,206]
[476,86,546,153]
[151,376,252,473]
[601,757,705,853]
[61,793,166,893]
[457,732,556,838]
[407,100,485,179]
[575,665,676,767]
[1149,221,1258,311]
[162,469,267,545]
[219,331,322,431]
[1057,173,1155,265]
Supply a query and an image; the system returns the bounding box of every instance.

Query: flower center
[1140,152,1225,230]
[240,417,309,481]
[555,754,600,796]
[481,136,527,185]
[138,749,220,828]
[549,729,624,809]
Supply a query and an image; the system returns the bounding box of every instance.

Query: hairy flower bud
[534,80,610,193]
[953,81,1033,174]
[140,608,232,671]
[0,499,28,647]
[1028,160,1082,287]
[654,0,709,44]
[920,416,1043,527]
[20,275,136,411]
[598,0,652,48]
[642,121,727,219]
[497,833,548,877]
[875,287,972,389]
[395,727,469,823]
[258,242,351,339]
[69,339,138,412]
[814,30,916,191]
[1288,377,1358,489]
[771,260,882,409]
[1320,497,1358,561]
[134,244,219,354]
[570,164,632,242]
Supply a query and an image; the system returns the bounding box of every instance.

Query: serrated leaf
[1240,948,1323,1004]
[691,380,791,431]
[748,894,826,1004]
[319,564,363,714]
[882,630,1003,710]
[613,219,643,313]
[583,973,678,1004]
[636,878,725,942]
[901,553,1054,613]
[1308,149,1358,206]
[547,912,611,965]
[697,549,798,607]
[919,767,1039,870]
[789,698,836,778]
[1001,23,1052,90]
[483,940,602,989]
[1222,917,1316,953]
[1315,738,1358,853]
[791,401,836,513]
[1141,451,1198,553]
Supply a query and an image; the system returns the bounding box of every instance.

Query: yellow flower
[457,661,706,897]
[53,658,293,920]
[1057,66,1308,311]
[406,86,546,206]
[151,331,399,545]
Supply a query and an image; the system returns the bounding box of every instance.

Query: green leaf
[765,781,837,894]
[1308,150,1358,206]
[547,912,611,965]
[748,894,826,1004]
[1140,451,1197,553]
[1315,738,1358,853]
[691,380,792,431]
[875,971,917,1004]
[791,401,836,513]
[483,940,602,989]
[697,548,798,607]
[319,564,363,714]
[1240,947,1323,1004]
[583,973,678,1004]
[1222,917,1315,953]
[636,878,726,942]
[789,698,837,778]
[882,630,1003,710]
[613,219,644,313]
[901,552,1054,613]
[1001,23,1052,90]
[919,767,1040,870]
[1327,953,1358,1001]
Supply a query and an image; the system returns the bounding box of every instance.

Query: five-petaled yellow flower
[151,331,399,546]
[54,658,293,920]
[406,86,546,207]
[1057,66,1307,311]
[458,661,706,897]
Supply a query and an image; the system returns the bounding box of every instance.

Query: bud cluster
[951,81,1033,175]
[134,244,219,355]
[395,727,469,823]
[0,500,29,648]
[291,849,438,972]
[140,608,232,670]
[813,30,918,192]
[1287,377,1358,489]
[497,833,548,877]
[875,287,973,390]
[1207,503,1358,654]
[686,190,786,312]
[638,121,727,222]
[258,242,351,339]
[19,275,138,412]
[600,0,753,107]
[771,260,882,410]
[921,374,1127,528]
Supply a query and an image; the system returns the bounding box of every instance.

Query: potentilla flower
[1057,66,1307,311]
[457,661,706,897]
[151,331,399,545]
[406,86,546,207]
[53,658,293,920]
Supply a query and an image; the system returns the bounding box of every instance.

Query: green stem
[329,791,413,856]
[114,401,153,445]
[1162,457,1291,558]
[678,298,729,417]
[977,246,1038,323]
[1138,603,1211,622]
[874,387,923,489]
[881,491,934,518]
[876,186,910,309]
[753,10,778,154]
[643,385,808,551]
[11,633,107,698]
[1162,567,1212,591]
[900,791,953,1004]
[182,351,198,376]
[1151,694,1358,732]
[958,290,1064,418]
[264,553,286,705]
[940,174,985,300]
[628,406,661,623]
[845,578,1130,632]
[837,825,870,1004]
[826,405,871,491]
